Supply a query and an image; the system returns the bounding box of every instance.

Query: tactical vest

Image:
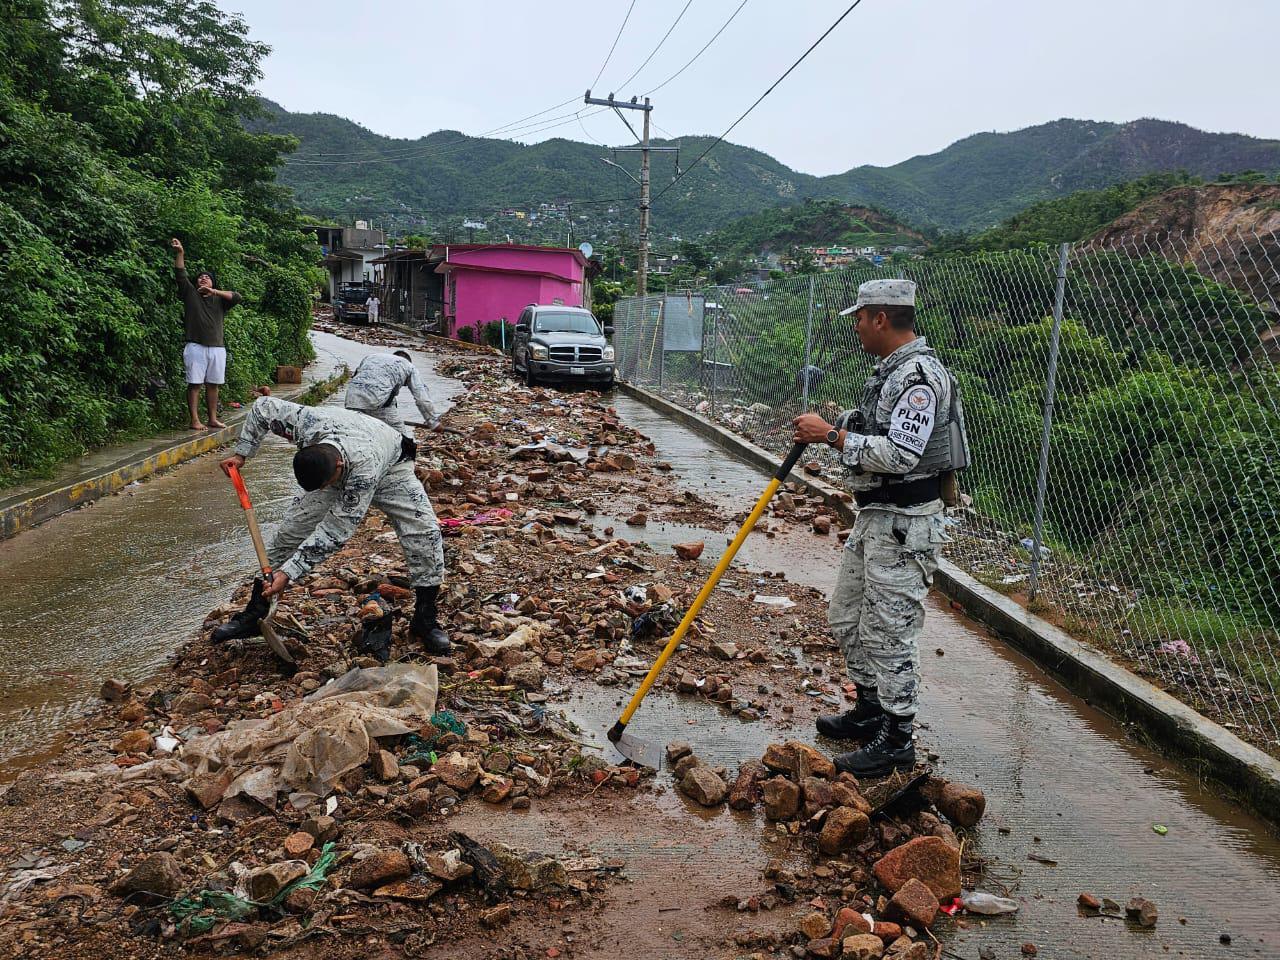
[857,345,969,481]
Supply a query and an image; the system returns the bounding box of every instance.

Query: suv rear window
[533,311,599,335]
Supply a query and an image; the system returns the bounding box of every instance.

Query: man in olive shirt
[170,238,242,430]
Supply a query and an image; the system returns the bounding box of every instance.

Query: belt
[854,476,942,508]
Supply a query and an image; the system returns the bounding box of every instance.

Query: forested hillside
[0,0,318,483]
[708,199,927,257]
[258,104,1280,235]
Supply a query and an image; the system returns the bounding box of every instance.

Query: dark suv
[512,305,615,388]
[333,282,371,324]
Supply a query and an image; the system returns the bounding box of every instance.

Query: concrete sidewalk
[0,333,351,540]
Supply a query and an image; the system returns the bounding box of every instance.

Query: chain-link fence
[614,230,1280,754]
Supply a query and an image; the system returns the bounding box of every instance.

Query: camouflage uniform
[829,335,953,717]
[233,397,444,588]
[344,353,440,439]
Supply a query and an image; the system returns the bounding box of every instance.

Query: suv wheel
[524,363,539,387]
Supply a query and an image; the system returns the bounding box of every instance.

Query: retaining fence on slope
[614,229,1280,755]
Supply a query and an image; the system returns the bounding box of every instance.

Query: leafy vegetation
[0,0,318,484]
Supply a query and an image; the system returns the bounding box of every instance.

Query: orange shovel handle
[228,464,253,511]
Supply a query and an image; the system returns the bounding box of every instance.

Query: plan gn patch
[887,384,936,456]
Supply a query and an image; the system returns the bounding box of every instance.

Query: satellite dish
[578,242,594,259]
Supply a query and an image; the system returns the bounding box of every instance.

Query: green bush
[456,325,476,344]
[0,0,319,485]
[479,320,514,351]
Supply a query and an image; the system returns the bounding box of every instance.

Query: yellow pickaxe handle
[608,442,808,743]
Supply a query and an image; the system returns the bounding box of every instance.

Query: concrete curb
[0,366,351,541]
[617,381,1280,821]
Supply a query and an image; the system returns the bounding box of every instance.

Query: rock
[728,761,768,811]
[797,911,831,940]
[762,777,801,821]
[819,806,871,854]
[170,692,214,716]
[871,923,902,944]
[676,671,700,693]
[672,753,702,780]
[109,852,183,903]
[371,749,399,782]
[117,701,147,723]
[841,933,885,959]
[807,938,840,959]
[113,729,154,755]
[873,837,961,900]
[625,512,647,526]
[832,908,872,940]
[481,903,513,927]
[889,943,928,960]
[812,516,832,535]
[184,770,233,810]
[666,741,693,764]
[300,815,340,843]
[247,861,309,902]
[936,782,986,828]
[1126,897,1158,928]
[1077,892,1101,911]
[573,649,601,672]
[348,849,411,889]
[710,640,739,660]
[398,788,434,819]
[1021,944,1038,957]
[432,751,479,791]
[888,878,938,929]
[506,660,545,691]
[482,777,514,804]
[680,767,728,807]
[673,541,705,561]
[491,844,568,891]
[762,740,837,780]
[425,849,474,883]
[283,832,314,856]
[100,678,130,701]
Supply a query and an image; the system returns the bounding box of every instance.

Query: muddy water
[459,395,1280,959]
[0,332,461,774]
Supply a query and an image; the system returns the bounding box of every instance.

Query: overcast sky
[242,0,1279,175]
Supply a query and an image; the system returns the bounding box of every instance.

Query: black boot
[816,685,885,741]
[410,585,452,656]
[211,578,270,641]
[833,713,916,778]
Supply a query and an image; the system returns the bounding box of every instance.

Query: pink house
[432,244,592,338]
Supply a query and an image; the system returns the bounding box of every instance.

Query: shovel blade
[259,598,295,665]
[609,729,662,770]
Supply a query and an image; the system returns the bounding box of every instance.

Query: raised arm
[170,237,185,271]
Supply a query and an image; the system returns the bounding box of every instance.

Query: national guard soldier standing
[345,350,440,440]
[213,395,451,655]
[792,279,968,777]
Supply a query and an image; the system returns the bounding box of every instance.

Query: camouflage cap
[839,278,916,316]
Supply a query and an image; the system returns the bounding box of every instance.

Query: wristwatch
[825,428,841,447]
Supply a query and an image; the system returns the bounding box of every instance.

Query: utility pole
[585,92,676,297]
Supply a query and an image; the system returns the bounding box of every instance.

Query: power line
[643,0,749,95]
[609,0,696,92]
[652,0,866,204]
[591,0,639,89]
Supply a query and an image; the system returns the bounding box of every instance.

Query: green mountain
[709,199,927,257]
[255,104,1280,236]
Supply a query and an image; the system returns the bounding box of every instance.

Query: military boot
[833,713,916,778]
[211,578,270,641]
[410,585,452,656]
[816,685,885,741]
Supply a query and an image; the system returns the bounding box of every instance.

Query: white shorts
[183,343,227,385]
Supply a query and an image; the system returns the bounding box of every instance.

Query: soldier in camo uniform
[213,395,450,655]
[793,279,967,777]
[344,350,441,440]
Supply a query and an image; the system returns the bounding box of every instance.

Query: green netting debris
[169,842,337,935]
[400,710,466,765]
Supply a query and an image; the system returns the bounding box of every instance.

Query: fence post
[801,275,816,411]
[709,304,717,418]
[1028,242,1070,600]
[657,299,666,390]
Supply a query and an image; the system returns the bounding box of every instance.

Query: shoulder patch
[887,384,937,457]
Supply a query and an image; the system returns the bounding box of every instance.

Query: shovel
[227,464,294,665]
[607,442,809,767]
